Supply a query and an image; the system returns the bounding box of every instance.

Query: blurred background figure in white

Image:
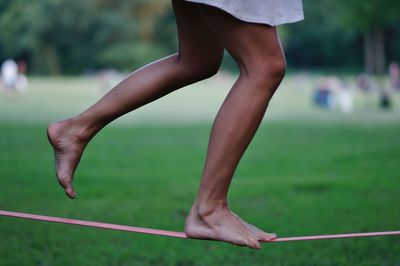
[335,80,353,114]
[313,76,353,114]
[1,59,18,90]
[0,59,28,92]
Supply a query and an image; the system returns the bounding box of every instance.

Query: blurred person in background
[1,59,18,91]
[335,81,353,114]
[313,77,338,109]
[388,62,400,91]
[356,73,375,107]
[15,60,28,92]
[313,76,353,113]
[0,59,28,92]
[47,0,304,249]
[356,74,373,93]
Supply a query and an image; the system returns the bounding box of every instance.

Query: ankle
[60,117,96,142]
[73,115,109,141]
[193,199,229,218]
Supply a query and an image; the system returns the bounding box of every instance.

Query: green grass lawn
[0,76,399,265]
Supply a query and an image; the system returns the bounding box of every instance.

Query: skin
[47,0,286,249]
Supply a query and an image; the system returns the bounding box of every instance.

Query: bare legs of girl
[47,0,285,249]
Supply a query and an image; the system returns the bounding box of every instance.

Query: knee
[268,54,286,81]
[235,52,286,97]
[247,53,286,86]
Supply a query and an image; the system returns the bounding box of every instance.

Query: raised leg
[47,0,223,199]
[185,4,286,249]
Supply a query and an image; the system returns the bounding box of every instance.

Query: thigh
[195,4,284,71]
[172,0,224,66]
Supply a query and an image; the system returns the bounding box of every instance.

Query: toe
[57,176,76,199]
[247,238,261,249]
[260,233,277,242]
[232,236,252,247]
[64,185,76,199]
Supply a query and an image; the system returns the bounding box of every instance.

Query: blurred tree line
[0,0,399,75]
[283,0,400,76]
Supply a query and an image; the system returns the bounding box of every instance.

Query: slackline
[1,210,399,242]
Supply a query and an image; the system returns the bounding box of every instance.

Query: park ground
[0,73,399,265]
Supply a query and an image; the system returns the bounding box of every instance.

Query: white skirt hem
[183,0,304,26]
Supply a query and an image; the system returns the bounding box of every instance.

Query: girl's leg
[185,5,286,249]
[47,0,223,199]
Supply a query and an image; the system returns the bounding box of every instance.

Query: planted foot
[185,203,276,249]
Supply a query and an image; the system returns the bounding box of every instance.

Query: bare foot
[232,212,277,242]
[47,119,90,199]
[185,203,276,249]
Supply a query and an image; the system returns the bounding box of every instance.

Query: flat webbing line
[1,210,400,242]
